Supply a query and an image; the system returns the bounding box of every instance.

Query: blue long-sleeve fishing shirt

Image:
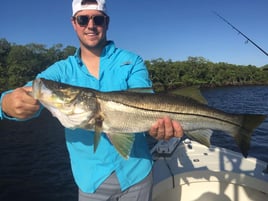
[0,41,153,193]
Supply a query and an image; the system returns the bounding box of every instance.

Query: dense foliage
[0,38,76,91]
[146,57,268,92]
[1,38,268,92]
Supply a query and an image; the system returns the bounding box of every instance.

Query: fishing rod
[213,11,268,57]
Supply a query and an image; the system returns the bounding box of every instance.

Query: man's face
[72,9,109,49]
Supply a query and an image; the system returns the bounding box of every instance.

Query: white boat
[151,138,268,201]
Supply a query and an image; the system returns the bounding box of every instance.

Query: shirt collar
[74,40,115,62]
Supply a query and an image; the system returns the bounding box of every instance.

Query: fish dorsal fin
[127,88,154,93]
[168,86,208,104]
[127,86,207,104]
[107,133,135,159]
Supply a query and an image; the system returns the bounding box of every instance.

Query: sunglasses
[73,15,107,27]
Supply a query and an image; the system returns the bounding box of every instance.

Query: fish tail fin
[235,114,266,157]
[107,133,135,159]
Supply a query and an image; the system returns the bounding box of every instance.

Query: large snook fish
[32,78,266,159]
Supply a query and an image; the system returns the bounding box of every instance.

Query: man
[0,0,183,200]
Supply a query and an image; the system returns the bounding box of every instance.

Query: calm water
[0,86,268,201]
[202,85,268,162]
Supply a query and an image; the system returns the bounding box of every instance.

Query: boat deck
[152,139,268,201]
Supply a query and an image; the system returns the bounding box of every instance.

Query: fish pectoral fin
[107,133,135,159]
[185,129,213,147]
[94,131,101,153]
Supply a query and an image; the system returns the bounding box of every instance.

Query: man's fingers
[3,87,40,119]
[23,86,32,92]
[163,117,174,140]
[149,122,158,137]
[172,120,184,138]
[149,119,165,139]
[149,117,184,140]
[21,87,39,104]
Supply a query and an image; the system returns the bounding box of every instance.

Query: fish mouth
[32,78,59,104]
[32,78,83,109]
[33,78,63,99]
[32,78,43,99]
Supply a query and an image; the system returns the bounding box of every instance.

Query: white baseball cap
[72,0,107,16]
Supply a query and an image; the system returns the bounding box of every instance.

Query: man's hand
[2,87,40,119]
[149,116,183,140]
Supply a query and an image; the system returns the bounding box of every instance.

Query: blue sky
[1,0,267,67]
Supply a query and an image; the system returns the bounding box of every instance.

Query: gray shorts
[78,171,153,201]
